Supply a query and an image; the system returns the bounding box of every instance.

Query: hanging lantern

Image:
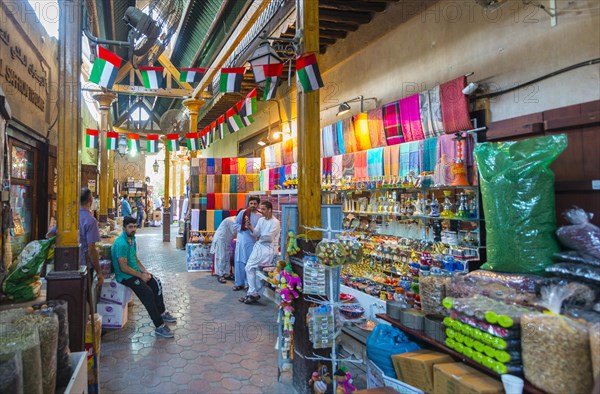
[248,41,282,84]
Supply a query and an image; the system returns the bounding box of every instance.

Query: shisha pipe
[451,132,470,187]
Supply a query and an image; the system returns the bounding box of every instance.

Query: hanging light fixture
[248,41,283,84]
[117,135,128,157]
[257,139,267,146]
[336,102,352,117]
[153,160,159,173]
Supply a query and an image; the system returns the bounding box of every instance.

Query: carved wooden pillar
[93,93,116,225]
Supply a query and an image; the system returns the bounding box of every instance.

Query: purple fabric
[399,94,425,142]
[79,208,101,267]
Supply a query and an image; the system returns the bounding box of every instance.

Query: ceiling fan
[122,0,184,68]
[159,109,190,135]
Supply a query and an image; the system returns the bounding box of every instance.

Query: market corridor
[99,225,294,394]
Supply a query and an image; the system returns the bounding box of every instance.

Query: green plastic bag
[2,237,55,301]
[474,134,567,274]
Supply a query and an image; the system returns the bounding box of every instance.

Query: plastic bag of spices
[556,207,600,259]
[521,284,594,394]
[0,324,43,394]
[0,352,24,394]
[14,309,59,394]
[36,300,71,389]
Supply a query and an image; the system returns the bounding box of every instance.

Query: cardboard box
[456,375,503,394]
[433,362,503,394]
[433,363,479,394]
[97,302,128,328]
[391,350,453,393]
[99,279,132,305]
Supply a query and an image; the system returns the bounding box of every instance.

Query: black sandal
[223,274,234,281]
[244,295,260,304]
[217,276,227,284]
[239,296,249,303]
[232,285,245,291]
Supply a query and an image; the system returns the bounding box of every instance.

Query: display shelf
[249,189,298,195]
[322,185,479,193]
[376,313,546,394]
[343,211,483,222]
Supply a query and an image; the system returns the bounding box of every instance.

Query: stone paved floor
[99,225,295,393]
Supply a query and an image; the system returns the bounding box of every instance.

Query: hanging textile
[383,144,401,178]
[238,175,246,192]
[408,141,423,177]
[214,158,222,175]
[419,86,444,138]
[367,147,384,177]
[342,152,355,177]
[283,137,294,165]
[214,174,222,193]
[222,174,231,193]
[279,167,287,188]
[321,124,336,158]
[332,154,344,180]
[230,158,238,175]
[273,143,283,168]
[229,175,237,193]
[238,158,247,175]
[199,175,207,194]
[322,157,332,175]
[206,210,215,231]
[246,158,255,174]
[199,210,207,231]
[207,175,215,193]
[199,158,207,175]
[367,107,387,148]
[354,113,372,152]
[354,151,368,179]
[383,101,404,145]
[207,158,215,175]
[215,193,223,210]
[237,193,247,210]
[399,94,425,142]
[336,120,346,154]
[222,193,231,210]
[422,137,438,172]
[342,117,358,154]
[222,158,231,175]
[400,143,410,178]
[260,169,268,191]
[440,76,473,133]
[207,194,215,210]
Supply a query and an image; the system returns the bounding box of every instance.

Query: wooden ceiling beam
[319,0,387,13]
[318,29,348,40]
[319,9,373,24]
[319,20,360,32]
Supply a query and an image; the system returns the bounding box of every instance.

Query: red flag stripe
[146,134,159,140]
[107,131,119,138]
[186,133,199,138]
[127,134,139,140]
[97,46,122,68]
[296,53,318,70]
[217,115,225,124]
[221,67,246,74]
[263,63,284,77]
[167,134,179,140]
[139,66,164,72]
[181,68,207,72]
[226,107,237,117]
[247,87,257,99]
[86,128,99,136]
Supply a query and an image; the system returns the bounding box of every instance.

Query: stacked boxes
[97,277,132,328]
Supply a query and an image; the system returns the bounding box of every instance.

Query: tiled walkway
[99,225,294,393]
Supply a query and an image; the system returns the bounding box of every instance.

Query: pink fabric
[440,76,473,133]
[354,151,368,179]
[399,94,425,142]
[383,101,404,145]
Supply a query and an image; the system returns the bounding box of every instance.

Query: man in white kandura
[240,201,281,305]
[210,215,237,284]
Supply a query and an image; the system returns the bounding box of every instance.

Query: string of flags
[88,47,324,96]
[86,46,325,151]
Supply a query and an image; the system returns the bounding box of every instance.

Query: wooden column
[293,1,324,392]
[297,0,321,237]
[47,0,87,354]
[54,0,83,269]
[163,148,171,242]
[93,93,116,225]
[179,159,185,219]
[107,150,115,219]
[182,98,205,160]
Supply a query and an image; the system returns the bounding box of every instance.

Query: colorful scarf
[367,107,387,148]
[383,101,404,145]
[354,113,372,152]
[440,76,473,133]
[342,117,358,153]
[367,147,384,177]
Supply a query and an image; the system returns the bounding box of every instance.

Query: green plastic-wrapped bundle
[474,134,567,274]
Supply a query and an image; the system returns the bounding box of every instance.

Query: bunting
[139,66,164,89]
[187,133,201,151]
[89,46,122,89]
[147,134,159,153]
[166,134,179,152]
[127,134,140,152]
[262,63,284,100]
[179,68,206,83]
[237,88,257,126]
[226,107,244,133]
[106,131,118,150]
[296,53,324,93]
[85,129,99,149]
[217,115,227,139]
[219,67,245,93]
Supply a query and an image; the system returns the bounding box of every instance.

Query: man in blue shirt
[80,188,104,287]
[121,194,132,217]
[111,216,177,338]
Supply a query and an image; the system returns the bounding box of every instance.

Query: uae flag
[262,63,284,101]
[166,134,179,152]
[186,133,200,151]
[219,67,245,93]
[237,88,257,126]
[128,134,140,152]
[296,53,324,93]
[180,68,207,83]
[147,134,159,153]
[85,129,99,149]
[89,46,122,89]
[217,115,227,139]
[106,131,118,150]
[209,121,217,145]
[139,66,164,89]
[226,107,244,133]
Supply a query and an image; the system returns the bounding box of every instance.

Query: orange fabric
[354,113,372,151]
[214,193,223,210]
